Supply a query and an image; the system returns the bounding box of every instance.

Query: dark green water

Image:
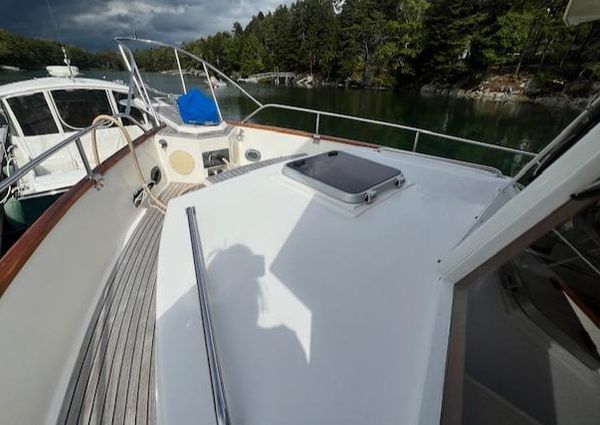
[1,69,581,175]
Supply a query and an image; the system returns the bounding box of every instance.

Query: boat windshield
[6,93,58,136]
[51,89,113,130]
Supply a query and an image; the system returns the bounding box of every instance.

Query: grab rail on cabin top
[113,37,537,167]
[0,113,149,195]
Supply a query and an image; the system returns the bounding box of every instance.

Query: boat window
[445,199,600,424]
[52,89,113,129]
[6,93,58,136]
[112,92,145,124]
[497,201,600,367]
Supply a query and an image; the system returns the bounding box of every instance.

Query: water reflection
[1,69,580,174]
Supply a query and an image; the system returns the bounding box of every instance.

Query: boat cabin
[0,77,148,198]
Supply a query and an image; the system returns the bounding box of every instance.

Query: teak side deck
[57,183,190,425]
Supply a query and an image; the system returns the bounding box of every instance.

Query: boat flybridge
[2,11,600,425]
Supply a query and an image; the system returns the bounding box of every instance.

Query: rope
[90,115,166,213]
[0,146,14,205]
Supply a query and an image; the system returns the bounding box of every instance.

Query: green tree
[373,0,430,83]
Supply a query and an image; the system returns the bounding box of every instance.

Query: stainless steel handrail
[510,91,600,184]
[242,103,538,158]
[113,37,538,171]
[114,37,263,127]
[186,206,231,425]
[0,114,148,194]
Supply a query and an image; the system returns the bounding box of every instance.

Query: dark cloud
[0,0,291,51]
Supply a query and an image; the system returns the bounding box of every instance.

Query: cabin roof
[0,77,128,98]
[564,0,600,25]
[155,148,509,424]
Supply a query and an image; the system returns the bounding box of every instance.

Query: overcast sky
[0,0,292,50]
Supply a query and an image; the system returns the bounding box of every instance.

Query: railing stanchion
[413,131,420,152]
[241,103,536,159]
[74,137,93,177]
[315,113,320,136]
[202,61,223,123]
[118,44,145,106]
[174,49,187,94]
[0,115,144,194]
[112,37,540,175]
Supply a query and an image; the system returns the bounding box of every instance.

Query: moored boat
[0,74,149,252]
[1,2,600,423]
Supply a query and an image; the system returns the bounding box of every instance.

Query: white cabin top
[0,77,127,99]
[155,147,509,425]
[564,0,600,25]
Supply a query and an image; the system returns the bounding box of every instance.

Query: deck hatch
[283,150,405,203]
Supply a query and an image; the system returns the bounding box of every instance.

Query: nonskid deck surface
[57,183,191,425]
[205,154,305,185]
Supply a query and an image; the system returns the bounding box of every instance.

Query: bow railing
[113,37,541,174]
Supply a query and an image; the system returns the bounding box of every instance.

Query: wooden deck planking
[57,183,192,425]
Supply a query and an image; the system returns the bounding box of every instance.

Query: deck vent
[283,150,405,204]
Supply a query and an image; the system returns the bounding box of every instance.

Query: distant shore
[420,73,596,110]
[244,72,595,109]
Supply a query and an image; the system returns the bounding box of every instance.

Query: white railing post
[202,61,223,122]
[315,112,320,135]
[174,49,187,94]
[413,131,420,152]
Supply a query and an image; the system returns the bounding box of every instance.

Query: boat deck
[155,149,510,424]
[56,183,191,425]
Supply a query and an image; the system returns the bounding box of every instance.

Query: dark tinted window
[7,93,58,136]
[53,89,112,129]
[113,92,145,123]
[285,150,402,194]
[501,201,600,367]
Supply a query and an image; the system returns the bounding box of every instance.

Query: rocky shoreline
[420,74,598,110]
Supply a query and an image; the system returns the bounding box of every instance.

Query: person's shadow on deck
[208,245,309,423]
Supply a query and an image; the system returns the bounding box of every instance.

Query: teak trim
[0,124,164,297]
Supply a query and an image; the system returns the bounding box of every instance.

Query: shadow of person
[207,244,310,424]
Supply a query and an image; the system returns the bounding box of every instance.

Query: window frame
[3,91,62,139]
[441,195,600,425]
[0,99,19,138]
[49,88,117,131]
[436,115,600,424]
[111,90,148,126]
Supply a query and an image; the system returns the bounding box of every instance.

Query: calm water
[1,69,580,175]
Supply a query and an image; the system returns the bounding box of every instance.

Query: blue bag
[176,88,220,125]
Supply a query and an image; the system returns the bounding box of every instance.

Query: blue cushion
[176,88,219,125]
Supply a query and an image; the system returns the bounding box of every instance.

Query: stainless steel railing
[242,103,537,158]
[0,114,148,194]
[112,37,538,171]
[114,37,262,127]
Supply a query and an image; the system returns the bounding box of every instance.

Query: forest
[2,0,600,91]
[0,29,121,71]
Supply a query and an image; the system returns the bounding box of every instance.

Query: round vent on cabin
[245,149,261,162]
[169,150,195,175]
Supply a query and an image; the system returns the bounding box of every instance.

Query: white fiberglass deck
[156,148,509,424]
